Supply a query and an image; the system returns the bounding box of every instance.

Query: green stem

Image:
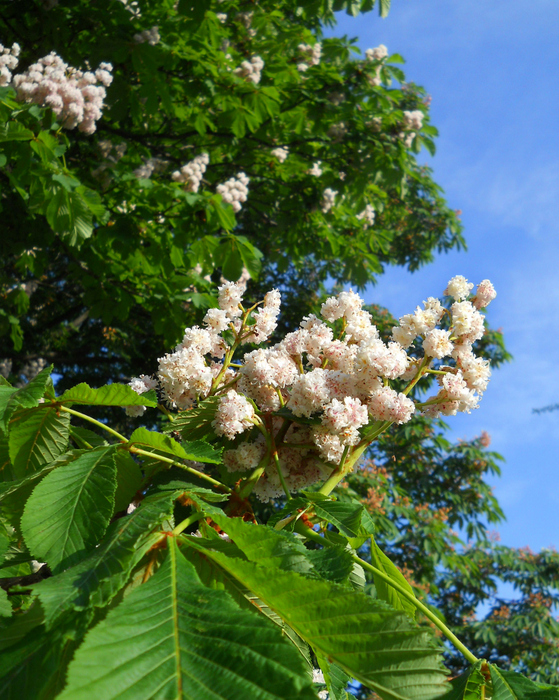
[58,405,128,442]
[299,525,478,665]
[172,510,205,536]
[318,443,366,497]
[129,446,233,494]
[273,451,292,500]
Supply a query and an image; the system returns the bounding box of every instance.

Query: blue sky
[335,1,559,552]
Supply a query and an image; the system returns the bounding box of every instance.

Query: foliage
[0,0,462,390]
[0,0,556,697]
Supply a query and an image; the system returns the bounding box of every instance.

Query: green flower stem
[128,446,233,494]
[172,510,205,536]
[273,451,292,500]
[300,525,478,666]
[318,443,367,497]
[57,405,128,442]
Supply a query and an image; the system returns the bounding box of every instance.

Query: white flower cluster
[392,275,496,418]
[0,42,20,86]
[297,42,321,72]
[399,109,424,147]
[217,172,249,213]
[356,204,375,227]
[171,153,209,192]
[403,109,424,130]
[271,147,289,163]
[308,161,322,177]
[321,188,337,214]
[13,52,113,134]
[133,26,160,45]
[133,156,168,179]
[216,13,227,23]
[128,276,495,502]
[364,45,387,87]
[125,375,159,417]
[233,55,264,85]
[365,45,388,61]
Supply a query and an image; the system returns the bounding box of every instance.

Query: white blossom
[133,26,160,45]
[172,153,209,192]
[217,172,249,213]
[13,52,112,134]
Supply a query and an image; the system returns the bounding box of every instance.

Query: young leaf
[193,547,450,700]
[56,383,157,407]
[21,445,117,572]
[369,538,417,620]
[59,538,317,700]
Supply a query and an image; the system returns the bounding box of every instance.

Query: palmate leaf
[56,382,158,407]
[34,491,175,628]
[8,405,71,479]
[59,538,316,700]
[21,445,117,572]
[195,545,449,700]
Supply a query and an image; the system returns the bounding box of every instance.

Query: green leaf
[490,666,559,700]
[379,0,391,17]
[0,588,11,617]
[129,427,222,464]
[113,451,142,513]
[167,396,220,442]
[8,406,71,479]
[309,496,372,539]
[316,653,351,700]
[21,445,117,572]
[194,547,449,700]
[0,121,34,142]
[445,661,490,700]
[0,365,53,430]
[57,383,158,407]
[0,449,85,503]
[214,514,315,576]
[0,605,90,700]
[369,538,417,620]
[34,492,175,628]
[59,538,316,700]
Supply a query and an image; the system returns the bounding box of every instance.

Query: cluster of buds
[127,276,496,503]
[13,52,112,134]
[321,188,337,213]
[172,153,209,192]
[297,42,321,72]
[133,26,160,45]
[0,42,20,87]
[356,204,375,227]
[233,55,264,85]
[271,147,289,163]
[216,172,249,213]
